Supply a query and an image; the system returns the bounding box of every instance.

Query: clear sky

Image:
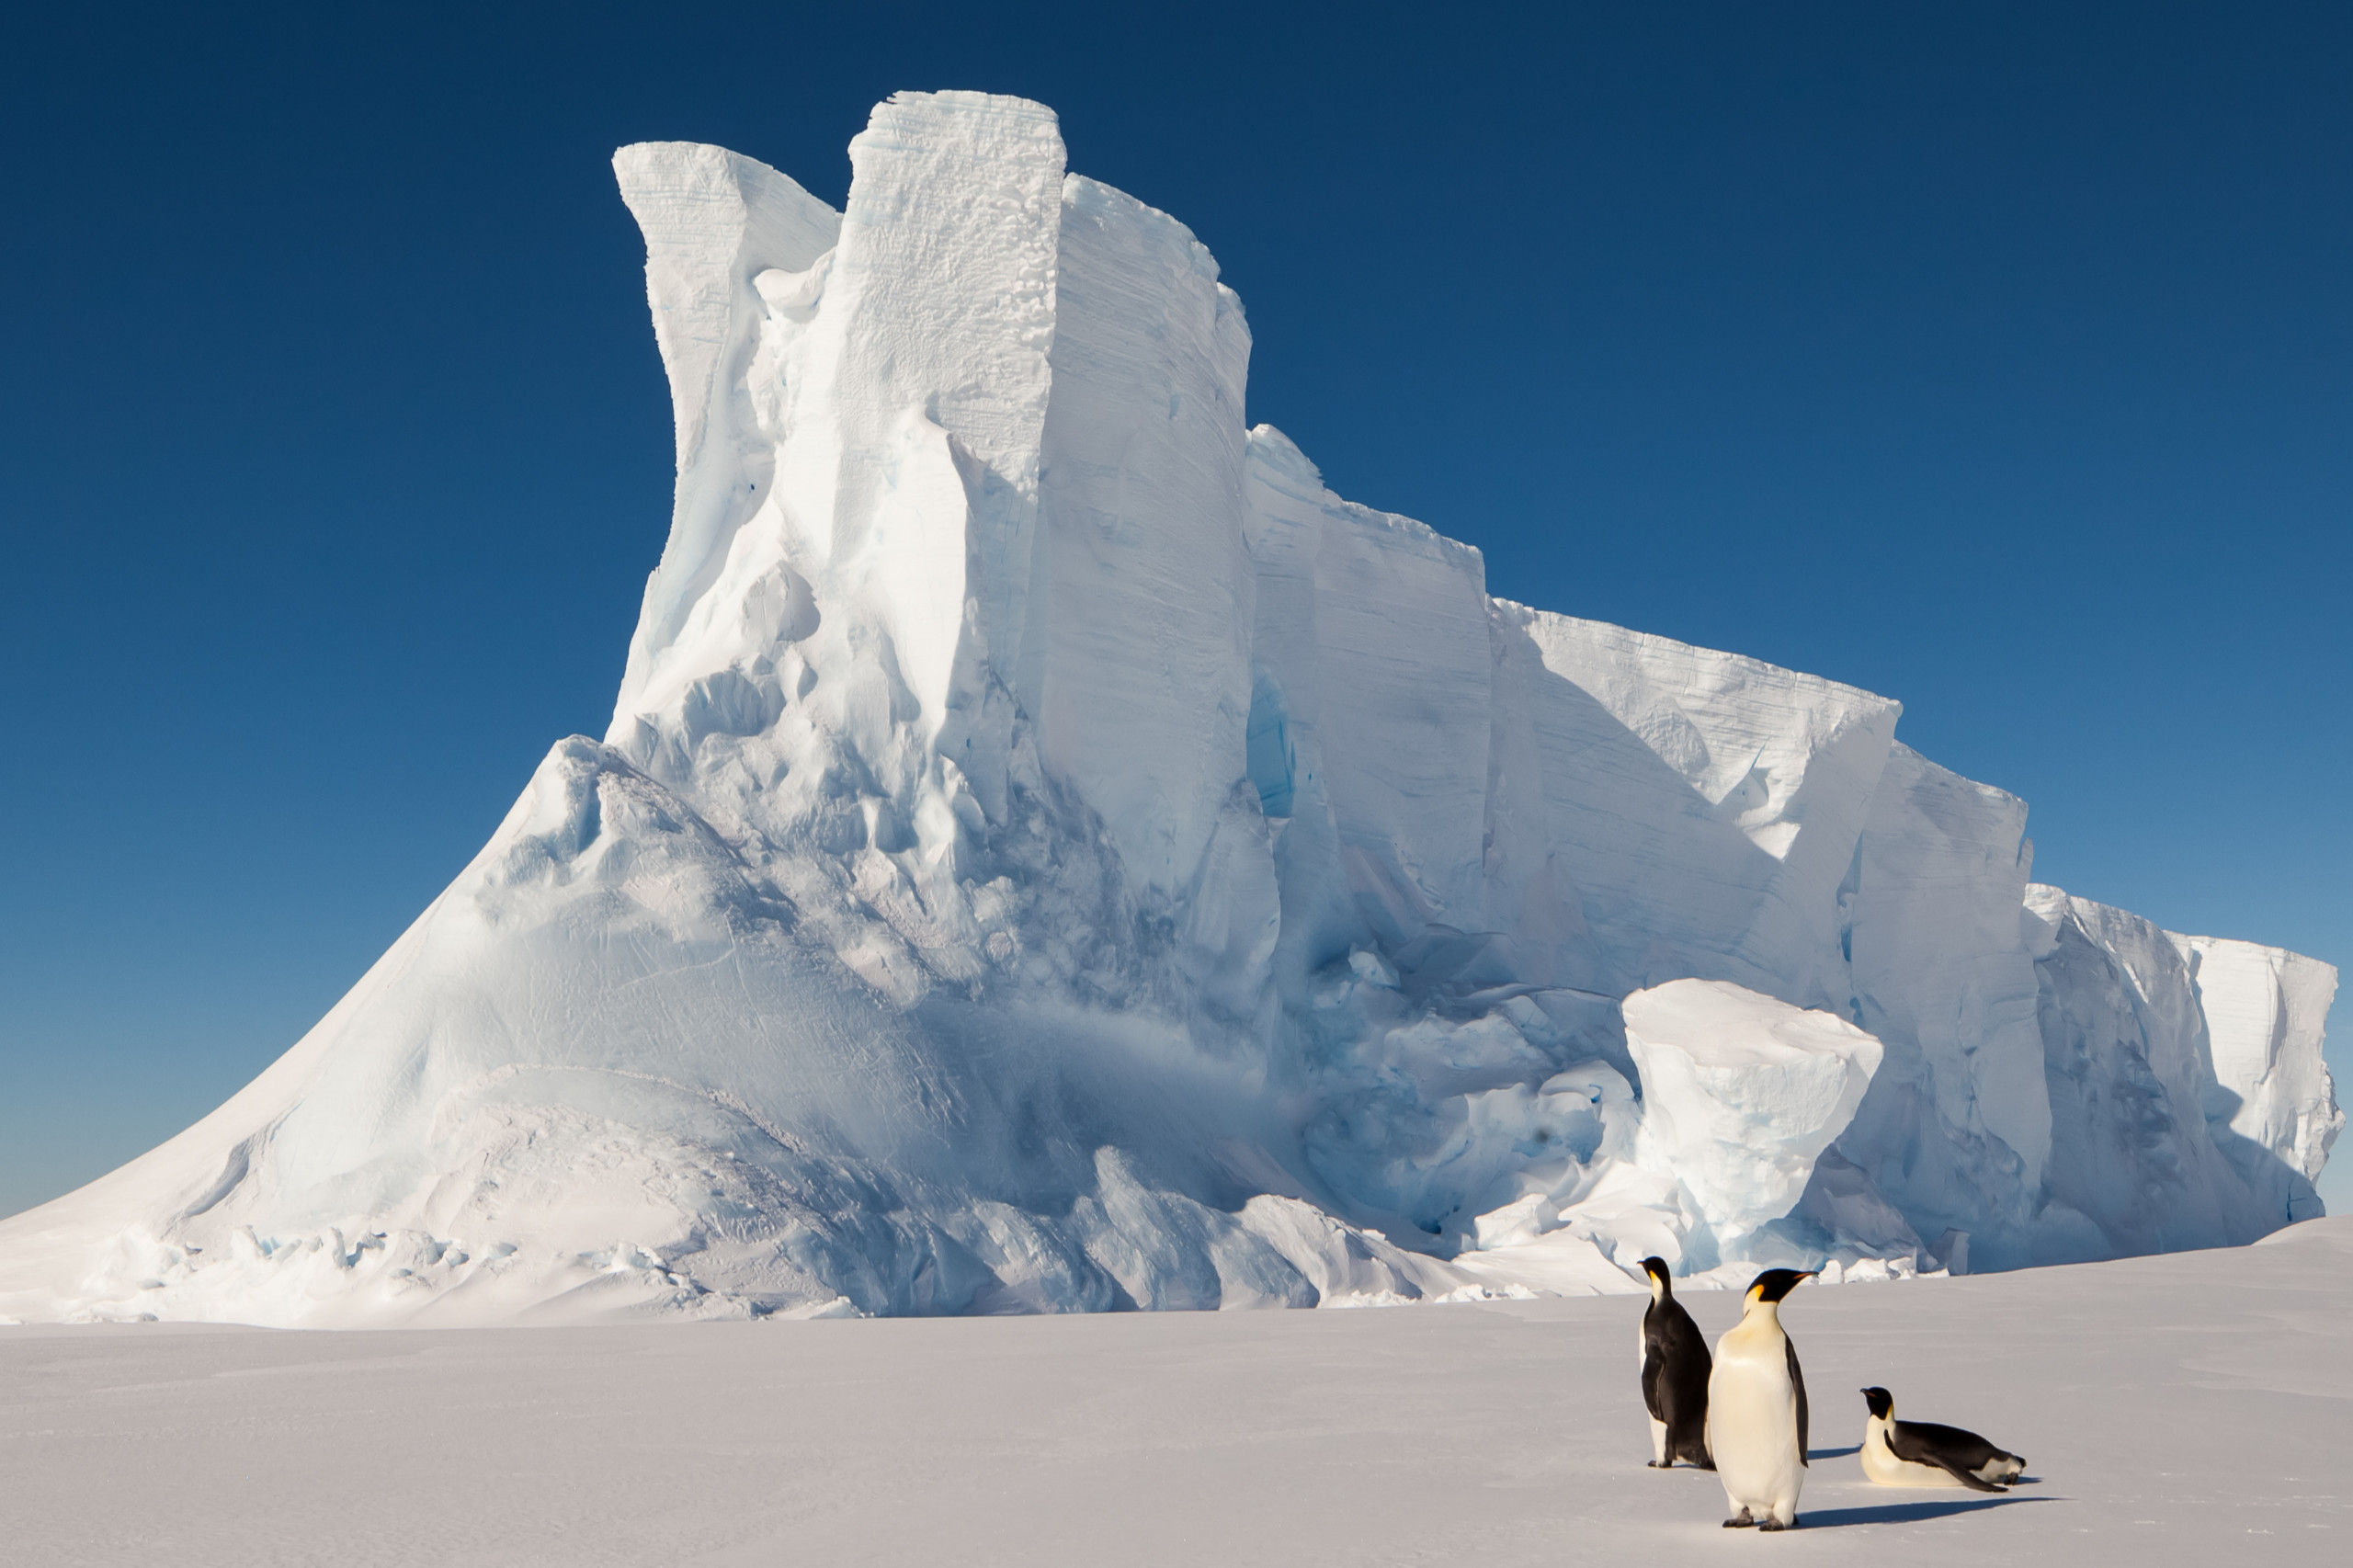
[2,1,2346,1220]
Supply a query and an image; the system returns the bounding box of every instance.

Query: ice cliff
[0,92,2336,1326]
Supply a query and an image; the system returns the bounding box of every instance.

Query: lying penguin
[1635,1256,1713,1469]
[1859,1387,2027,1491]
[1708,1268,1813,1530]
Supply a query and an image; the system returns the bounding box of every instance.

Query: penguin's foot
[1757,1518,1790,1532]
[1722,1510,1756,1528]
[1694,1458,1718,1471]
[1647,1460,1671,1469]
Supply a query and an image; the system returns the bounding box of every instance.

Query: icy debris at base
[1622,980,1881,1257]
[0,90,2335,1326]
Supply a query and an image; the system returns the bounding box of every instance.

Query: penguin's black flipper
[1665,1301,1715,1466]
[1786,1335,1809,1466]
[1922,1449,2006,1494]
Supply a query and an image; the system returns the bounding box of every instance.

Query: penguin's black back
[1642,1291,1713,1465]
[1890,1417,2017,1473]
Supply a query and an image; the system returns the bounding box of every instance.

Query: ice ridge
[0,91,2335,1325]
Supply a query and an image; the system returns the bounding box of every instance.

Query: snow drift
[0,92,2336,1325]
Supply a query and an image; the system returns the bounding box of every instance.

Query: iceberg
[0,92,2335,1324]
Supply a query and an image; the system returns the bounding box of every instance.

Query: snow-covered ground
[6,1219,2344,1565]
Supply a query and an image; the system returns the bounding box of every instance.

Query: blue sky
[2,1,2346,1219]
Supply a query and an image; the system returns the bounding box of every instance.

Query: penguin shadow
[1799,1495,2057,1529]
[1807,1445,1861,1460]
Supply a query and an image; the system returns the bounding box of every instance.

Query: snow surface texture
[0,92,2336,1325]
[6,1220,2350,1565]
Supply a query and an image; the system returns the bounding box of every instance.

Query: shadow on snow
[1800,1496,2057,1529]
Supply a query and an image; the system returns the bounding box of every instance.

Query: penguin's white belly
[1707,1343,1802,1517]
[1861,1420,1967,1488]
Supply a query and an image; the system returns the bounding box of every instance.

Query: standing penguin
[1706,1268,1813,1530]
[1636,1256,1714,1469]
[1859,1388,2026,1490]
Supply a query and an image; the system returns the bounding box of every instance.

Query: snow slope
[0,91,2335,1324]
[5,1218,2347,1565]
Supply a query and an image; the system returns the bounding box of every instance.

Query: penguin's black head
[1745,1267,1814,1304]
[1861,1387,1894,1419]
[1639,1256,1671,1284]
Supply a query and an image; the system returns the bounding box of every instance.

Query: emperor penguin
[1636,1256,1713,1469]
[1705,1267,1813,1530]
[1859,1388,2026,1491]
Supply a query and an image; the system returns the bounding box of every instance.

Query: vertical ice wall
[1833,744,2051,1268]
[1240,428,1496,956]
[801,93,1065,783]
[2023,888,2340,1259]
[1033,176,1256,899]
[1486,605,1900,1006]
[2176,936,2341,1215]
